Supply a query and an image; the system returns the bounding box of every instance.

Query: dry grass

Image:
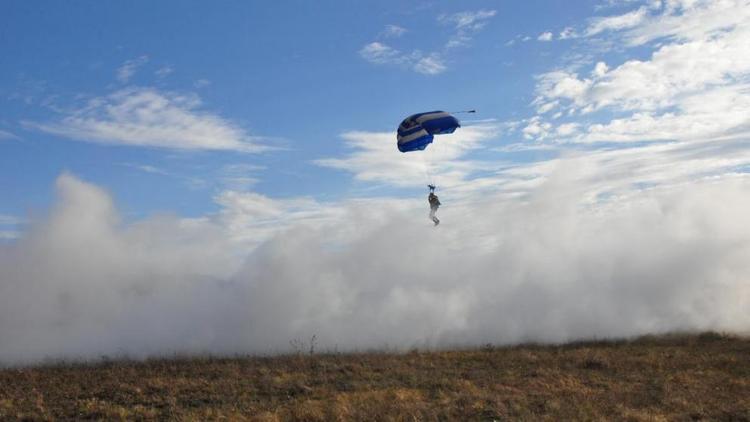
[1,332,749,421]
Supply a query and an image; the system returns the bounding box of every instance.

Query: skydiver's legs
[429,206,440,226]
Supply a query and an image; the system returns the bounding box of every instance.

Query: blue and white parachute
[396,111,461,153]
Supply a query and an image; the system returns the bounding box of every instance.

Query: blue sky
[2,0,750,362]
[2,0,621,222]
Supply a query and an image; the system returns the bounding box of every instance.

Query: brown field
[1,332,748,421]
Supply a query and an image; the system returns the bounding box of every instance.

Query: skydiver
[428,185,440,226]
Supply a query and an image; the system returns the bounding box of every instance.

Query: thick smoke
[1,171,749,365]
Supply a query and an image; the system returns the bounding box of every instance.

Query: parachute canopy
[397,111,460,153]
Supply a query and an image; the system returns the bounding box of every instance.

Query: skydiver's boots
[428,185,439,226]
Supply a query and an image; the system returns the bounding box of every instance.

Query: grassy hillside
[1,333,748,421]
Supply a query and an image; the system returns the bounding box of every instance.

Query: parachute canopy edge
[396,110,461,153]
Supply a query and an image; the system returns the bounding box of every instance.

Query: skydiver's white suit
[428,193,440,226]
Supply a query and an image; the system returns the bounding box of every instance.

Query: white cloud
[538,31,553,41]
[2,167,750,364]
[586,6,648,36]
[529,1,750,145]
[315,131,427,187]
[381,24,407,38]
[0,215,22,242]
[119,162,170,176]
[218,163,265,191]
[583,85,750,143]
[116,55,148,83]
[536,100,559,114]
[556,122,580,137]
[624,0,750,46]
[584,1,750,46]
[194,79,211,88]
[359,42,402,65]
[26,87,269,152]
[0,215,22,226]
[214,190,347,247]
[592,61,609,77]
[0,130,18,140]
[534,71,592,107]
[445,35,471,49]
[522,116,553,140]
[359,43,447,75]
[511,1,750,209]
[439,9,497,31]
[314,125,498,190]
[595,0,644,10]
[361,9,497,73]
[155,66,174,78]
[414,55,447,75]
[559,27,577,40]
[511,138,750,202]
[118,162,215,192]
[5,0,750,367]
[440,9,497,48]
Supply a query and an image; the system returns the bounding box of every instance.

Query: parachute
[396,110,473,225]
[396,111,461,153]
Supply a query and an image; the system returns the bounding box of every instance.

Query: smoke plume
[1,171,749,365]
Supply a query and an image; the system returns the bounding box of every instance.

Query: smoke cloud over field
[1,171,749,365]
[4,0,750,366]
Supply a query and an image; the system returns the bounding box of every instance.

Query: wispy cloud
[314,124,499,190]
[155,66,174,78]
[594,0,646,11]
[359,43,446,75]
[119,162,170,176]
[194,79,211,88]
[215,189,346,247]
[359,42,404,65]
[539,1,742,45]
[537,31,553,41]
[0,214,22,242]
[25,87,270,152]
[585,6,648,36]
[218,163,265,191]
[621,0,749,46]
[380,24,407,38]
[559,27,577,40]
[119,160,266,192]
[438,9,496,31]
[414,55,447,75]
[0,215,23,226]
[439,9,497,48]
[522,116,553,140]
[116,56,149,83]
[0,130,18,140]
[359,9,496,75]
[525,0,750,149]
